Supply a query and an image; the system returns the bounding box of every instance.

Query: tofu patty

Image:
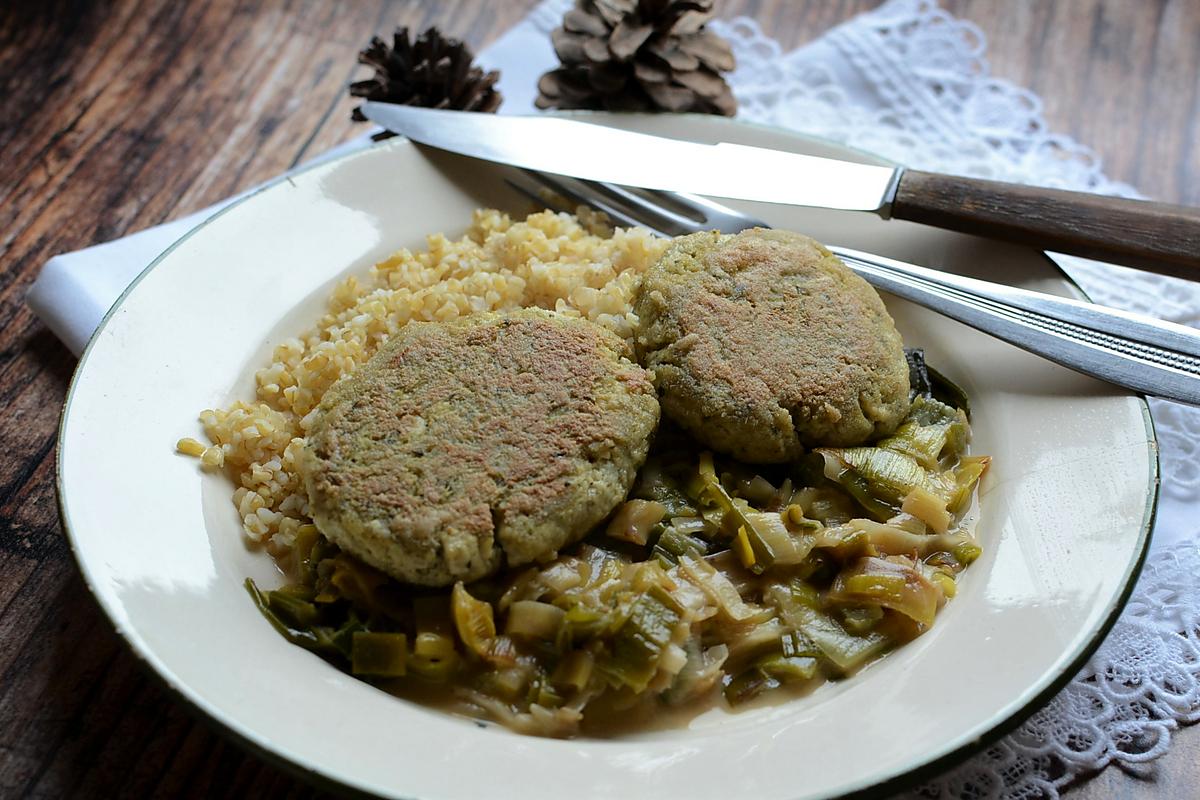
[633,229,909,463]
[299,309,660,586]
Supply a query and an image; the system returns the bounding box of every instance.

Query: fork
[507,170,1200,406]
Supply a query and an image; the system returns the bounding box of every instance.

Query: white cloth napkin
[27,0,1200,797]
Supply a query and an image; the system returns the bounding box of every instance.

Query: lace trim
[713,4,1143,194]
[913,542,1200,798]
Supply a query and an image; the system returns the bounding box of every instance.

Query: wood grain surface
[1,0,1197,797]
[891,170,1200,279]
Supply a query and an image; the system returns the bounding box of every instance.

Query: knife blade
[361,102,901,213]
[360,103,1200,280]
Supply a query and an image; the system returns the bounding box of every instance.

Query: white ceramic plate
[58,115,1156,799]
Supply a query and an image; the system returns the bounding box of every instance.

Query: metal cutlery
[362,104,1200,280]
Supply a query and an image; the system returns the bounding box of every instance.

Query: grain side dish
[180,209,989,738]
[181,209,667,550]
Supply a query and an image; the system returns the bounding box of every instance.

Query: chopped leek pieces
[248,384,987,737]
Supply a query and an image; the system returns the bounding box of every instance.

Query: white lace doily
[698,2,1200,796]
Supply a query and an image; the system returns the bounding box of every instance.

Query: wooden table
[2,0,1197,796]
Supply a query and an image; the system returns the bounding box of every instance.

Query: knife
[361,102,1200,281]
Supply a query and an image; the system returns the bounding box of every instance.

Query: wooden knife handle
[891,170,1200,280]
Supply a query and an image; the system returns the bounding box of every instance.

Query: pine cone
[536,0,736,115]
[350,26,502,133]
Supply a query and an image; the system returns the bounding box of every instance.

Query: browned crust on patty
[299,309,660,586]
[633,228,909,462]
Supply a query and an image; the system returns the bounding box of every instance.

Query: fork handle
[890,170,1200,281]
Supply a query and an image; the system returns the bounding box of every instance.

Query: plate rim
[55,112,1160,800]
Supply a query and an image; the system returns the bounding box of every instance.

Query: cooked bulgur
[194,209,669,553]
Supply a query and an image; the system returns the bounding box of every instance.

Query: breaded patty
[633,228,909,463]
[299,309,660,586]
